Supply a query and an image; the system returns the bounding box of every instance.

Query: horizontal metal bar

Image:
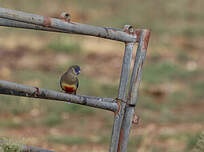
[0,7,137,43]
[0,18,130,39]
[0,80,118,112]
[0,18,66,33]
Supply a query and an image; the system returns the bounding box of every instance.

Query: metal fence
[0,7,150,152]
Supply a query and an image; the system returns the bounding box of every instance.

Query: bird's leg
[32,87,40,97]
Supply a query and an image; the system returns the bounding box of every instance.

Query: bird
[60,65,80,95]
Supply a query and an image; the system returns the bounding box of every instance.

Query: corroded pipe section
[0,80,118,112]
[128,29,150,106]
[0,18,64,33]
[109,41,134,152]
[117,30,151,152]
[0,7,136,43]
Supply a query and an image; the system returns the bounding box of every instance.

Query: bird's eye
[73,67,80,74]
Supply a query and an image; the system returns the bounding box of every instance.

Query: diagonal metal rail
[0,80,118,112]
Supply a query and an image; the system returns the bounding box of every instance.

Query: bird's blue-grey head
[72,65,80,75]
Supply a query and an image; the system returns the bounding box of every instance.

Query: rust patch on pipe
[142,29,151,50]
[132,113,140,125]
[114,98,121,116]
[117,128,124,152]
[135,29,142,42]
[43,16,51,27]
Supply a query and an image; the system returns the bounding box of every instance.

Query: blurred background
[0,0,203,152]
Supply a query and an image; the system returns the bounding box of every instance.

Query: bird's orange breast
[64,86,76,92]
[61,83,77,94]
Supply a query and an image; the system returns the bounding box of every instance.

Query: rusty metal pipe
[118,30,151,152]
[0,80,118,112]
[0,18,66,33]
[109,42,134,152]
[0,7,136,43]
[0,18,124,35]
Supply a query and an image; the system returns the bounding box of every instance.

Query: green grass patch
[59,104,95,114]
[47,136,89,145]
[0,137,24,152]
[15,70,59,90]
[192,132,204,152]
[41,113,63,127]
[47,37,81,54]
[0,118,24,129]
[78,75,117,97]
[0,95,34,115]
[186,132,203,152]
[150,146,166,152]
[159,108,179,123]
[143,62,180,84]
[143,61,199,84]
[138,96,160,111]
[176,51,191,63]
[96,135,110,144]
[167,91,189,107]
[44,102,95,115]
[128,135,143,147]
[191,80,204,100]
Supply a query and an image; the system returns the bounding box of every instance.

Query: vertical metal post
[109,42,134,152]
[117,30,151,152]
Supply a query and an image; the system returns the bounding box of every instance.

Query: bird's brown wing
[60,73,66,91]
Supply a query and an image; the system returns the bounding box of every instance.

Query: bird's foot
[32,87,40,97]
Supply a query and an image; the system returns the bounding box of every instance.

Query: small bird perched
[60,65,80,95]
